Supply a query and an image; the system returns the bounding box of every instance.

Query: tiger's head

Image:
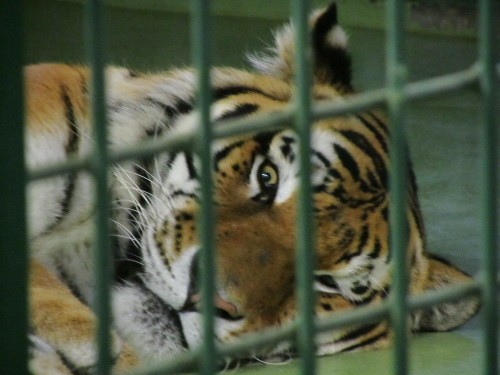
[113,3,479,363]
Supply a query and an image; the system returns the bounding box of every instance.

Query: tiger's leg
[29,260,139,374]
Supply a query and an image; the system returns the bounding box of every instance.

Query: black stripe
[339,130,387,189]
[129,282,189,350]
[146,86,282,126]
[335,225,355,248]
[54,350,81,375]
[253,131,279,154]
[314,184,328,193]
[366,111,389,135]
[78,71,88,96]
[337,323,379,343]
[335,225,369,263]
[382,207,389,222]
[217,103,258,121]
[170,190,198,200]
[353,289,378,305]
[184,153,197,179]
[135,162,153,200]
[358,225,370,249]
[164,151,180,175]
[120,162,153,277]
[214,141,245,171]
[359,179,382,195]
[333,143,360,181]
[127,69,140,78]
[280,136,295,163]
[55,260,86,305]
[164,151,196,180]
[165,307,189,350]
[279,135,296,161]
[144,85,284,125]
[368,239,382,258]
[144,97,194,124]
[409,199,424,235]
[355,114,388,153]
[114,250,143,282]
[145,125,165,140]
[213,86,287,102]
[62,86,78,154]
[58,176,76,224]
[409,163,419,193]
[56,87,79,224]
[366,170,382,190]
[340,330,388,353]
[280,144,292,159]
[328,167,343,180]
[330,184,381,208]
[313,150,331,168]
[331,185,349,204]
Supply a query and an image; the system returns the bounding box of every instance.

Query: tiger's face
[135,103,400,355]
[112,3,478,363]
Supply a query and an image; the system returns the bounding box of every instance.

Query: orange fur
[25,64,89,131]
[30,260,138,372]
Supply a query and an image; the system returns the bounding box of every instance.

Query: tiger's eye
[258,162,278,188]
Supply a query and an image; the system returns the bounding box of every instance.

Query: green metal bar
[404,64,480,100]
[85,1,113,374]
[291,0,316,374]
[478,0,498,374]
[0,1,28,375]
[191,0,217,374]
[386,1,409,375]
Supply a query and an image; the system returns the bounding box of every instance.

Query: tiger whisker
[125,161,177,206]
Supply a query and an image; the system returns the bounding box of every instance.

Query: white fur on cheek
[141,241,198,310]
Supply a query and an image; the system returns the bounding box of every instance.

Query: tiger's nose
[185,253,242,320]
[188,292,242,320]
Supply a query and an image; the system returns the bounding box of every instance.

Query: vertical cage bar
[85,1,113,374]
[478,0,498,374]
[291,0,316,374]
[191,1,216,374]
[386,1,409,374]
[0,1,28,375]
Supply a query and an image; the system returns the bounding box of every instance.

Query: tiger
[26,3,479,374]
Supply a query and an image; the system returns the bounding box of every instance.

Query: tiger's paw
[112,281,188,362]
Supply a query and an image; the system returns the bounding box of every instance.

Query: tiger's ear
[248,2,352,90]
[413,255,480,332]
[310,3,352,90]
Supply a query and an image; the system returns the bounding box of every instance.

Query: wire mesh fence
[0,0,498,374]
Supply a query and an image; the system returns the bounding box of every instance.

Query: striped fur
[27,4,478,373]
